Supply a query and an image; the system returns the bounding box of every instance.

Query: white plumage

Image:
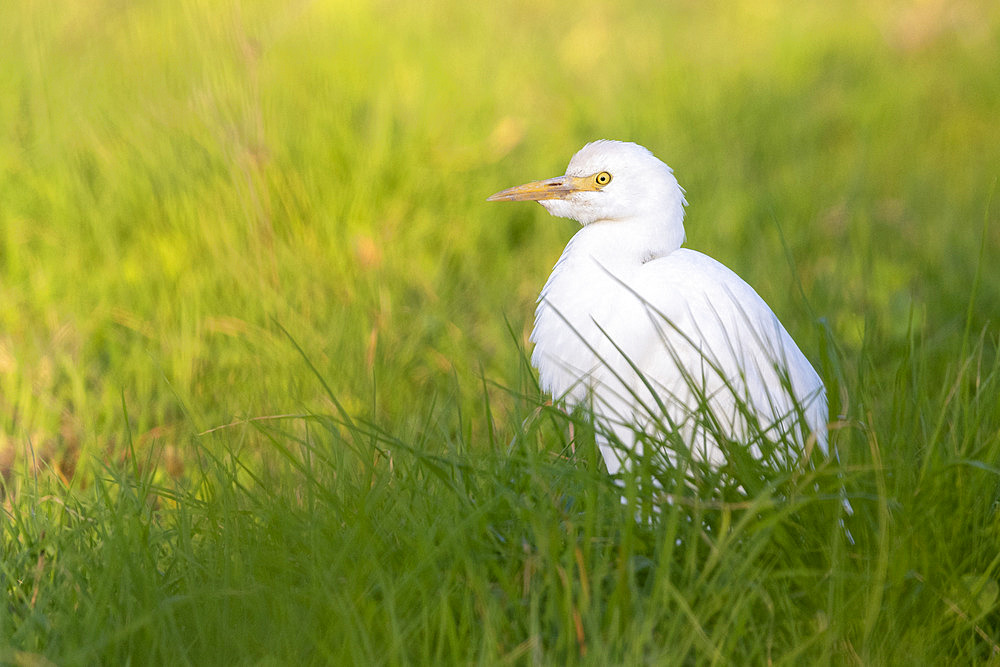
[489,140,828,477]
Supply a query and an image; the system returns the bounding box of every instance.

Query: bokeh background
[2,0,998,478]
[3,2,1000,662]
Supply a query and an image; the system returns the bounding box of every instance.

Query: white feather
[520,141,827,476]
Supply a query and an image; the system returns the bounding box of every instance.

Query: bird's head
[488,140,687,227]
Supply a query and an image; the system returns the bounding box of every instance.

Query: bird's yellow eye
[595,171,612,186]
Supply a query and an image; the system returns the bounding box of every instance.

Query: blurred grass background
[1,0,997,478]
[1,0,999,662]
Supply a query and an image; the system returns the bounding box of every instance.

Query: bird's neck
[562,215,685,269]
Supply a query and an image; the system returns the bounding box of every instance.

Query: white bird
[488,140,829,479]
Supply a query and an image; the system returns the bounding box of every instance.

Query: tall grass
[2,327,998,663]
[1,0,998,663]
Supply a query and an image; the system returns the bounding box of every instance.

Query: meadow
[1,0,999,663]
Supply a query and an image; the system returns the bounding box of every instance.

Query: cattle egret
[488,140,829,478]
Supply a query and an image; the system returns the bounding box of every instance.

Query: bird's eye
[594,171,612,186]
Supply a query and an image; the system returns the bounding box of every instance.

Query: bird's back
[532,245,827,473]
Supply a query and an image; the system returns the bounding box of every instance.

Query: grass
[1,0,999,663]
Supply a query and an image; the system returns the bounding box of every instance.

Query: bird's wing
[599,248,827,460]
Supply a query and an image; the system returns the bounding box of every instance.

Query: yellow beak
[487,175,598,202]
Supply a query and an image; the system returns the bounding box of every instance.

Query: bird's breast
[530,255,648,404]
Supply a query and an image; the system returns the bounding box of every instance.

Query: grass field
[2,0,999,663]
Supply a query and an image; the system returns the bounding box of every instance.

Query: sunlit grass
[2,327,998,663]
[1,0,998,662]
